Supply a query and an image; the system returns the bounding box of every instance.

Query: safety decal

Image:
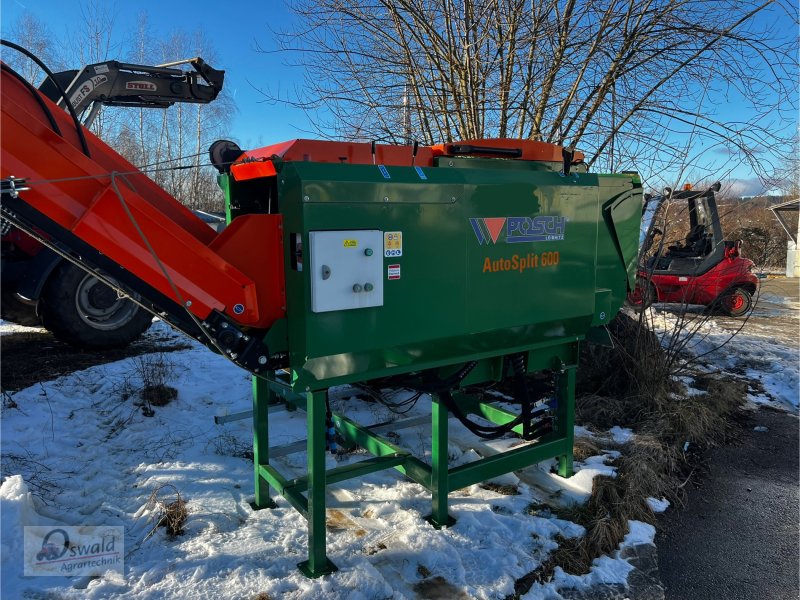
[384,232,402,257]
[69,74,108,108]
[343,239,358,248]
[387,264,401,280]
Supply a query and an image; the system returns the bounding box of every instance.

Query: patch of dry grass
[572,437,603,462]
[145,484,188,539]
[141,384,178,407]
[577,312,676,406]
[0,331,190,393]
[511,313,748,598]
[480,482,520,495]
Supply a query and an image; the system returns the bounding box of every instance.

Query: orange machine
[1,61,285,371]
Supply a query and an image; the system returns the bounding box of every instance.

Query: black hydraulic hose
[439,391,524,440]
[449,144,522,158]
[324,394,337,453]
[393,359,552,440]
[1,39,91,157]
[406,361,525,440]
[1,63,62,136]
[413,361,479,394]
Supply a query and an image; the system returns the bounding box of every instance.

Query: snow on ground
[0,319,46,336]
[643,285,800,411]
[646,497,670,513]
[2,280,795,598]
[1,323,644,600]
[543,521,655,595]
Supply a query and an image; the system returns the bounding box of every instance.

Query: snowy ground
[1,279,796,599]
[0,320,47,336]
[645,278,799,411]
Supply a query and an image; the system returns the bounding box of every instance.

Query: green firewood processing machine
[1,52,642,576]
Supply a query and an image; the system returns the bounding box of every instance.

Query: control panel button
[309,230,384,312]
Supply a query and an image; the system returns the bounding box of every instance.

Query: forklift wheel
[627,280,655,313]
[716,287,752,317]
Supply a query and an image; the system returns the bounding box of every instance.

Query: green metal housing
[221,147,642,577]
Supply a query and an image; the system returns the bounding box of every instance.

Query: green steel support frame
[225,147,641,578]
[427,394,456,529]
[252,376,276,510]
[299,390,338,577]
[251,361,578,577]
[558,368,577,478]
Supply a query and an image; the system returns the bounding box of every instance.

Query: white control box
[309,230,384,313]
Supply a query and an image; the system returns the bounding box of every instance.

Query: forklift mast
[37,57,224,127]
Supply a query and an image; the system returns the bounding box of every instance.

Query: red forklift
[629,182,759,316]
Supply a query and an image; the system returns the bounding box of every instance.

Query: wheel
[626,279,655,312]
[40,262,153,348]
[715,287,752,317]
[1,291,42,327]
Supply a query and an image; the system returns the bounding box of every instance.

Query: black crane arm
[37,57,224,126]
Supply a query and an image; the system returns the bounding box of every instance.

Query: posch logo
[469,216,566,245]
[24,526,124,576]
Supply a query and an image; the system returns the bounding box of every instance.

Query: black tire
[1,291,42,327]
[40,263,153,349]
[714,287,753,318]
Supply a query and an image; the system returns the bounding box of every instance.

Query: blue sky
[0,0,312,148]
[1,0,796,195]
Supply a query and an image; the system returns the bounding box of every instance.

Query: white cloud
[723,178,771,198]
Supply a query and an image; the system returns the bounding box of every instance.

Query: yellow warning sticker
[384,231,403,257]
[343,239,358,248]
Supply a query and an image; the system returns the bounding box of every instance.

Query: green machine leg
[252,375,276,509]
[298,390,338,577]
[426,394,455,529]
[557,367,576,478]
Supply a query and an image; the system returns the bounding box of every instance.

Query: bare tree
[146,27,234,211]
[1,13,60,84]
[717,194,791,270]
[4,8,233,213]
[264,0,797,185]
[68,1,120,139]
